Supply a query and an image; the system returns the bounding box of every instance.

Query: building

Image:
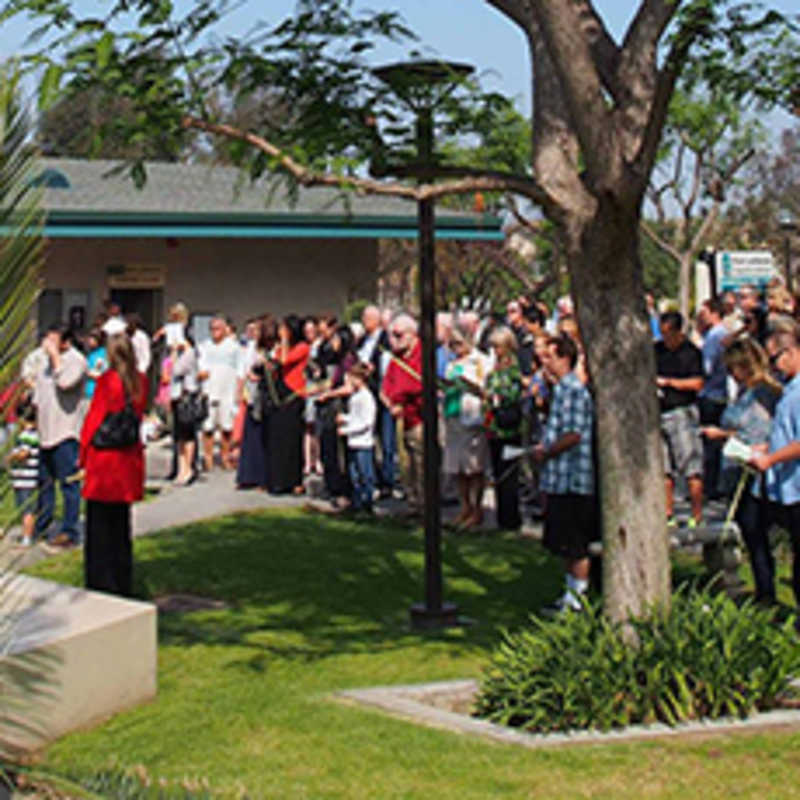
[37,158,502,338]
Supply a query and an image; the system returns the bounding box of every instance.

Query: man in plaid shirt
[534,334,596,613]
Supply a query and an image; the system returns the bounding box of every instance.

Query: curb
[335,679,800,749]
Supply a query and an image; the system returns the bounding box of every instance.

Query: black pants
[489,437,521,530]
[319,403,349,498]
[699,396,725,499]
[766,500,800,607]
[85,500,133,597]
[735,478,776,603]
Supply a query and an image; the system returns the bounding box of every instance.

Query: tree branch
[182,115,549,205]
[484,0,529,32]
[634,9,704,180]
[685,144,705,219]
[528,0,618,190]
[573,0,622,100]
[616,1,680,162]
[641,219,682,263]
[687,203,720,259]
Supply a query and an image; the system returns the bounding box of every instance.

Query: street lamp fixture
[373,59,475,629]
[779,209,797,292]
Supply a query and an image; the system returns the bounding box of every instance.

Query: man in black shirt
[655,311,705,526]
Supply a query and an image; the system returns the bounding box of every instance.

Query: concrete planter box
[0,575,157,754]
[338,679,800,748]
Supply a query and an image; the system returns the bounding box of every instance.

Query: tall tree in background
[642,81,764,318]
[37,85,181,160]
[9,0,798,620]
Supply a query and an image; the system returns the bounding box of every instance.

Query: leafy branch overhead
[13,0,544,202]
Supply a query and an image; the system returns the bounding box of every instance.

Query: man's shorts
[202,397,237,434]
[661,404,703,479]
[542,493,598,559]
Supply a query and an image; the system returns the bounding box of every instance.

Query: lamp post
[372,60,474,628]
[779,209,797,293]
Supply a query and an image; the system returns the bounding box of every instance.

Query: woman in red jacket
[80,333,148,596]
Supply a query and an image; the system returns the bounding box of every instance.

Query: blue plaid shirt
[540,371,595,496]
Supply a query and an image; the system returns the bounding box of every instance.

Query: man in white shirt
[198,314,241,470]
[127,313,152,374]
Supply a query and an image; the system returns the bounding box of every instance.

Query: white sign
[716,251,777,291]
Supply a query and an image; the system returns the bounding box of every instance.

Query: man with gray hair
[381,312,423,515]
[357,304,392,496]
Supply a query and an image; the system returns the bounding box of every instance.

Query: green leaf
[95,31,115,70]
[38,62,62,110]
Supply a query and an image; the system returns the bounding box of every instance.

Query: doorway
[110,288,163,334]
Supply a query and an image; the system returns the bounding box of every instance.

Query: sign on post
[716,251,777,292]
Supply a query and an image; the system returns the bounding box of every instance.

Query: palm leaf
[0,61,51,763]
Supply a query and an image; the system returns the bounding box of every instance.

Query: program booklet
[722,436,753,464]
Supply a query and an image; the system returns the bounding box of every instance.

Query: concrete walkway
[8,436,726,569]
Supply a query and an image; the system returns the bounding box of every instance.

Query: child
[337,364,377,515]
[7,399,39,546]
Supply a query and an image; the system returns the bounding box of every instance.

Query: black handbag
[494,402,522,431]
[92,394,140,449]
[176,392,208,427]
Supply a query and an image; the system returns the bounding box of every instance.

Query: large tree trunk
[570,201,671,620]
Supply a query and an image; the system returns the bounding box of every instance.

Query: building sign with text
[716,250,777,291]
[107,263,166,289]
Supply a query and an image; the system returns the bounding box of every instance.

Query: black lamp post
[372,60,474,628]
[779,209,797,293]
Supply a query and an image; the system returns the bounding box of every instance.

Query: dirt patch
[154,594,229,614]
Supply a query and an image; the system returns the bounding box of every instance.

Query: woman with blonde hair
[701,337,781,603]
[484,326,523,529]
[79,333,148,596]
[442,321,490,528]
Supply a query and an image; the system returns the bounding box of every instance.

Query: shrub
[474,589,800,733]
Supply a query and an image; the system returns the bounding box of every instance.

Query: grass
[22,509,800,799]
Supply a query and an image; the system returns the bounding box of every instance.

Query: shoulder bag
[92,392,140,449]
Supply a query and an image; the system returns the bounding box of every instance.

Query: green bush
[474,590,800,733]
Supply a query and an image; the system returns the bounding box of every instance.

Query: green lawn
[24,509,800,799]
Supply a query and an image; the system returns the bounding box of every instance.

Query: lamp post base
[409,602,461,629]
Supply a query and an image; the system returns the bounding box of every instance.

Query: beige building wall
[42,236,379,329]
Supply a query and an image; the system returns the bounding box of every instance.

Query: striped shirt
[10,427,39,490]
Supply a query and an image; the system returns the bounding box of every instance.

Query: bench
[587,521,744,596]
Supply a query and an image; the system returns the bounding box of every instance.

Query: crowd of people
[4,279,800,616]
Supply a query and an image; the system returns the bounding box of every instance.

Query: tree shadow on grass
[133,510,562,665]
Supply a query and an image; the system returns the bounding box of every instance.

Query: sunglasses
[769,347,789,366]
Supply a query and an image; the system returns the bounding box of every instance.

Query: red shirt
[280,342,310,395]
[381,339,423,430]
[80,370,148,504]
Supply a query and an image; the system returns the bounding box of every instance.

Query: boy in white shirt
[337,364,377,514]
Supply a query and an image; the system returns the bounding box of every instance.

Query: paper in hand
[722,437,753,464]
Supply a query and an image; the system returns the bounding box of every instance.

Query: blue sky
[2,0,796,122]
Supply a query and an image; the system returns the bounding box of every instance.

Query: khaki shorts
[202,397,237,433]
[443,418,489,476]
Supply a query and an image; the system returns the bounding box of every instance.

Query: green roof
[38,158,503,240]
